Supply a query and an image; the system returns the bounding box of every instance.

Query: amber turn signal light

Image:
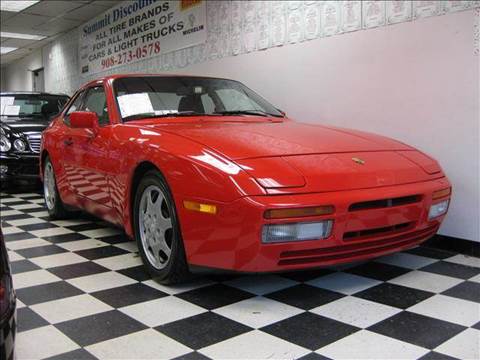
[432,188,451,200]
[264,205,334,219]
[183,201,217,214]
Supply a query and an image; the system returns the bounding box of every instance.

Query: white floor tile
[30,227,74,238]
[120,296,206,327]
[5,217,46,226]
[408,294,480,326]
[85,329,191,359]
[214,296,304,328]
[9,203,43,210]
[93,253,142,270]
[30,252,87,268]
[470,273,480,283]
[142,278,214,295]
[51,219,93,227]
[0,209,23,216]
[13,269,60,289]
[307,272,381,295]
[30,294,113,324]
[388,270,463,293]
[16,325,80,359]
[224,275,298,295]
[435,328,480,360]
[7,251,24,261]
[445,254,480,268]
[317,330,428,359]
[29,210,50,218]
[200,330,309,359]
[113,241,138,252]
[67,271,137,293]
[0,197,22,203]
[2,226,24,235]
[6,238,51,251]
[57,239,110,252]
[376,252,438,269]
[311,296,401,328]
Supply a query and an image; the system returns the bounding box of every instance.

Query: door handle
[64,138,73,146]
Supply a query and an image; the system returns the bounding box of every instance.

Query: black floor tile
[418,351,459,360]
[10,259,41,274]
[355,283,434,309]
[473,321,480,330]
[117,265,151,282]
[91,283,167,308]
[406,247,455,259]
[42,232,89,243]
[420,261,480,280]
[297,353,332,360]
[21,206,47,213]
[48,261,110,280]
[281,268,335,282]
[16,307,49,332]
[261,312,359,350]
[156,312,251,350]
[97,234,132,244]
[172,351,212,360]
[55,310,147,347]
[266,284,344,310]
[368,311,465,349]
[45,349,98,360]
[75,246,129,260]
[19,222,58,231]
[442,281,480,303]
[176,284,254,310]
[347,262,410,281]
[1,213,33,221]
[66,223,105,232]
[16,281,84,306]
[16,245,67,258]
[4,232,35,241]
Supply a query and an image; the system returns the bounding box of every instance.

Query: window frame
[81,85,111,127]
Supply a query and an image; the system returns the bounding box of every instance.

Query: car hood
[1,117,49,133]
[156,119,412,160]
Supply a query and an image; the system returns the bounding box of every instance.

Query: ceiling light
[0,0,39,12]
[0,32,46,40]
[0,47,17,54]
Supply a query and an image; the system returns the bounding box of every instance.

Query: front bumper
[179,177,451,272]
[0,153,40,181]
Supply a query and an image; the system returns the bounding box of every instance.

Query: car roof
[0,91,69,97]
[81,73,235,89]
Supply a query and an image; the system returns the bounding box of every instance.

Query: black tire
[43,156,70,220]
[133,170,190,284]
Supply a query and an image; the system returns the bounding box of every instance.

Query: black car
[0,229,16,360]
[1,92,70,185]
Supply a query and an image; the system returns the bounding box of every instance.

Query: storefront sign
[79,0,206,76]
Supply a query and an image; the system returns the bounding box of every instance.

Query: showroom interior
[0,0,479,359]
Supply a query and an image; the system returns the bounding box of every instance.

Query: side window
[64,91,85,126]
[82,87,110,126]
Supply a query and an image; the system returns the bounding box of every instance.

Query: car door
[62,85,113,210]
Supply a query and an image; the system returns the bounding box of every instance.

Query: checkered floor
[1,189,479,360]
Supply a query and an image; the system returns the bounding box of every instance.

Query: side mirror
[70,111,98,129]
[276,108,286,117]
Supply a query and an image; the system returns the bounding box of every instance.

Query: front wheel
[133,170,190,284]
[43,157,70,219]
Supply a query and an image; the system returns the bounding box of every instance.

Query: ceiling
[1,0,121,66]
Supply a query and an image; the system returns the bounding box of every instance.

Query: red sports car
[40,74,451,283]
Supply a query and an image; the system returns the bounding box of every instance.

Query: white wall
[9,2,480,241]
[2,49,43,92]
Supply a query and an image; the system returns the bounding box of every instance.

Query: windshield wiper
[213,110,282,117]
[123,111,207,122]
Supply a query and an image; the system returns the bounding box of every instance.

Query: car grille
[343,222,415,241]
[278,224,438,266]
[348,195,422,212]
[27,133,41,153]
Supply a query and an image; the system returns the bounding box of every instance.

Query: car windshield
[0,94,69,121]
[113,76,283,122]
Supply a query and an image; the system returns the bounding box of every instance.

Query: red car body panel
[40,74,451,272]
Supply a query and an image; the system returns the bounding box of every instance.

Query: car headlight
[428,199,449,220]
[0,135,11,152]
[262,220,333,243]
[13,138,27,152]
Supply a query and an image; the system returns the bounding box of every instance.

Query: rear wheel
[134,170,190,284]
[43,157,70,219]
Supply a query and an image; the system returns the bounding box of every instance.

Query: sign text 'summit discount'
[79,0,206,76]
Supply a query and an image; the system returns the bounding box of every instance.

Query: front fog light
[262,220,333,243]
[13,139,26,152]
[0,135,11,152]
[429,199,449,220]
